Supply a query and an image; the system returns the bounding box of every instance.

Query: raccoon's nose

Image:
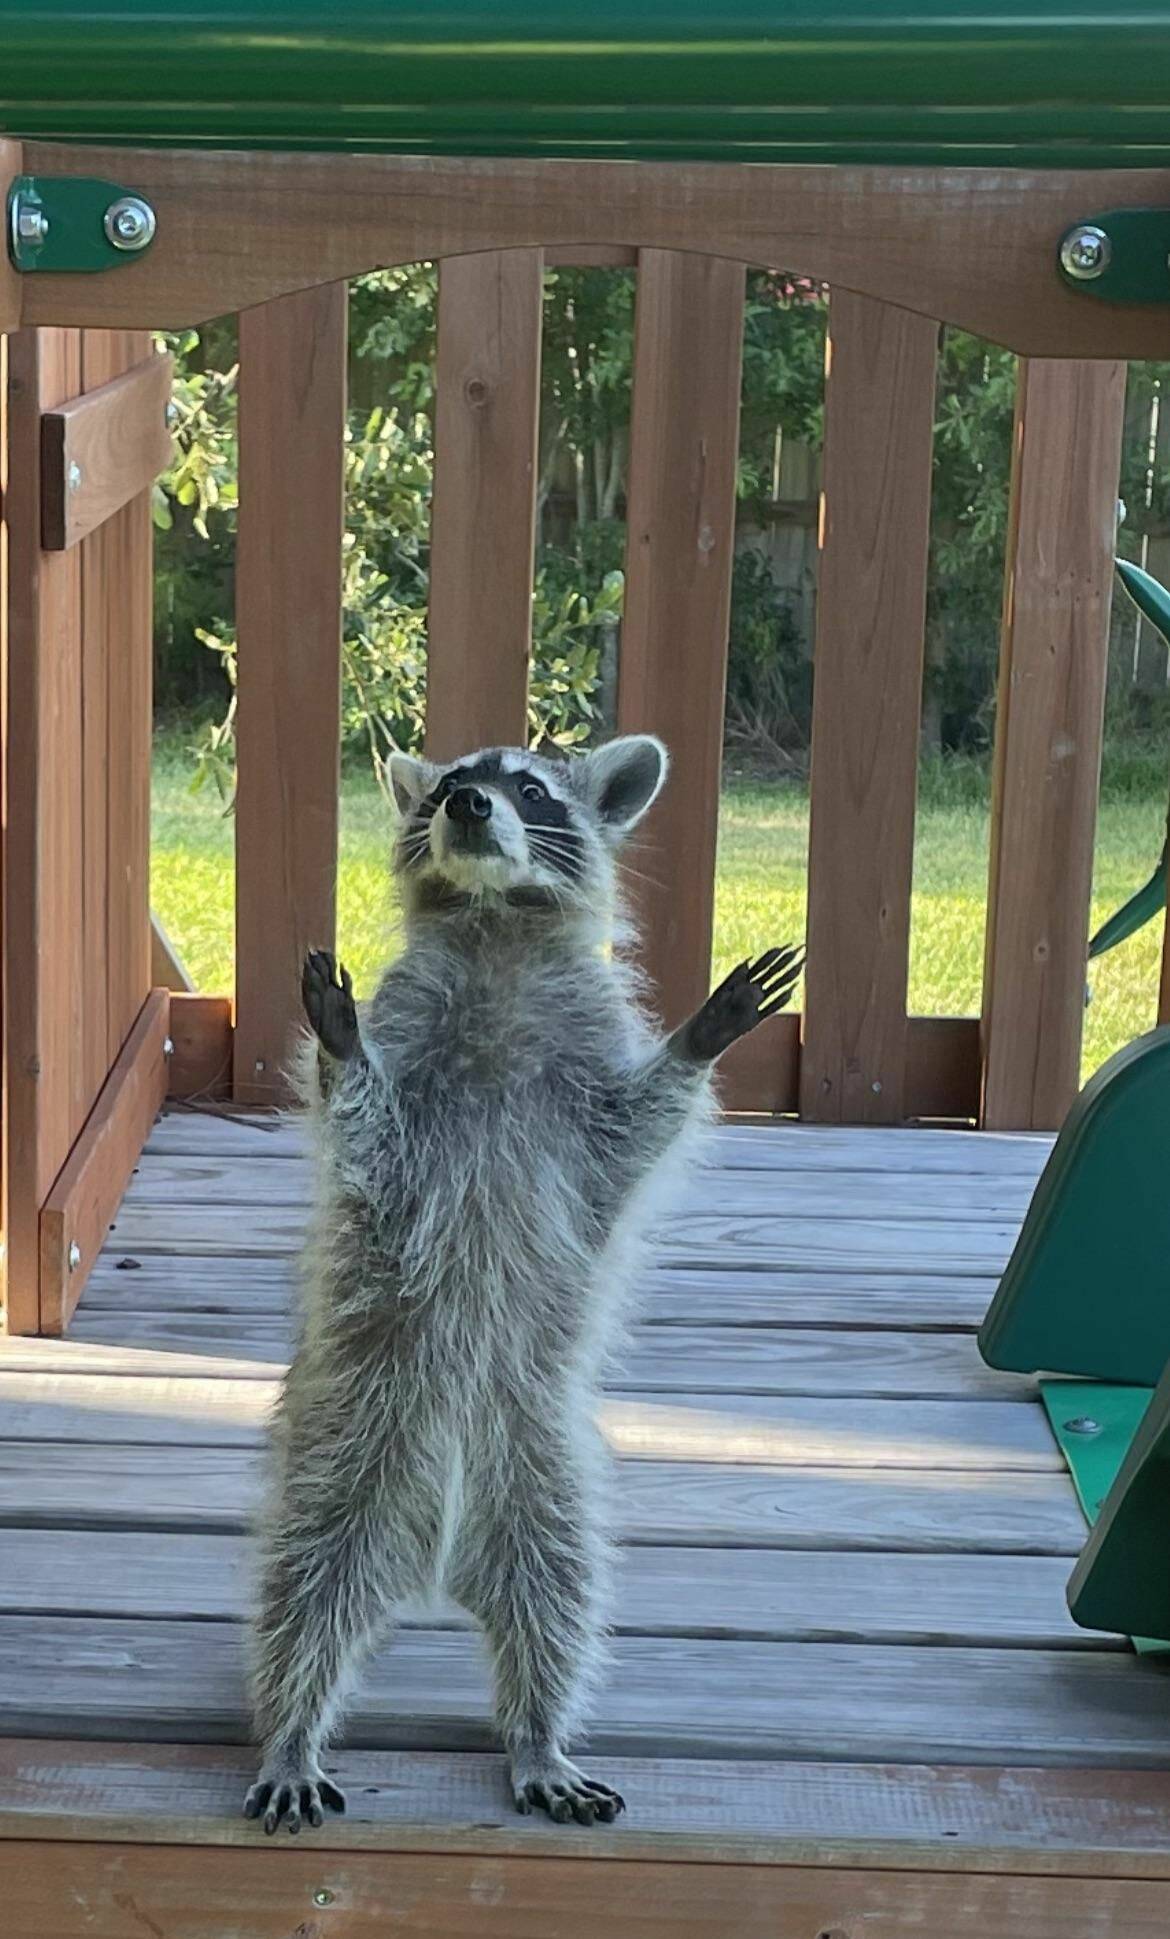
[447,785,493,824]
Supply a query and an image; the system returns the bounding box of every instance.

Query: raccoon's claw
[243,1771,347,1836]
[302,949,358,1062]
[680,943,804,1063]
[511,1753,625,1827]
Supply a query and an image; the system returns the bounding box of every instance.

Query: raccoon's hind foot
[301,949,359,1062]
[511,1746,625,1826]
[678,944,804,1063]
[243,1762,347,1836]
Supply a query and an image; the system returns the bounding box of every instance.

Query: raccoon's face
[388,736,667,913]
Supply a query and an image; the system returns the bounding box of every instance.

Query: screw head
[313,1889,334,1906]
[67,461,83,493]
[1064,1416,1102,1436]
[870,1080,882,1094]
[103,195,157,253]
[254,1058,266,1074]
[163,1036,175,1058]
[1059,223,1111,282]
[67,1242,82,1272]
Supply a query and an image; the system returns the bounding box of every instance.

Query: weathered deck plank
[0,1372,1057,1465]
[105,1199,1018,1273]
[21,1318,1031,1399]
[3,1619,1168,1765]
[9,1739,1170,1875]
[0,1528,1104,1648]
[145,1111,1053,1176]
[80,1254,1001,1330]
[0,1443,1086,1552]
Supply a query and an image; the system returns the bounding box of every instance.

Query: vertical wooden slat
[234,283,347,1106]
[800,293,939,1124]
[0,141,21,335]
[79,329,154,1103]
[426,249,544,761]
[3,328,84,1331]
[981,358,1126,1131]
[619,250,745,1027]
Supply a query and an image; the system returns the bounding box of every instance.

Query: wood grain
[116,1146,1037,1221]
[0,142,20,333]
[22,143,1170,359]
[77,1250,1002,1329]
[46,1315,1032,1400]
[619,251,745,1028]
[38,989,170,1335]
[7,1841,1170,1939]
[234,282,347,1105]
[802,295,938,1125]
[98,1196,1021,1272]
[981,359,1127,1130]
[40,349,172,549]
[5,1741,1170,1876]
[0,1527,1104,1649]
[426,250,543,759]
[2,1618,1167,1764]
[165,995,233,1101]
[142,1111,1052,1175]
[80,327,155,1107]
[0,1375,1060,1467]
[3,327,84,1332]
[0,1443,1085,1554]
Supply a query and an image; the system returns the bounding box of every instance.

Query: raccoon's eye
[519,777,547,803]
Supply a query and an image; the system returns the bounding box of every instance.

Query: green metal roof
[4,2,1170,167]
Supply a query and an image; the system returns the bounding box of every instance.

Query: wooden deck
[4,1109,1170,1934]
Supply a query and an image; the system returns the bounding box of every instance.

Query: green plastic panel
[1088,563,1170,956]
[1061,1366,1170,1649]
[5,3,1170,164]
[978,1029,1170,1386]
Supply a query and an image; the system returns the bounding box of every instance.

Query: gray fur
[244,736,800,1834]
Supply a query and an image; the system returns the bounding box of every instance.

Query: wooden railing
[214,249,1127,1138]
[0,147,1146,1333]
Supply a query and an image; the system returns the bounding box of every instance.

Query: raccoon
[243,735,801,1834]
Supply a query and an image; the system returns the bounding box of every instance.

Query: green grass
[152,741,1167,1084]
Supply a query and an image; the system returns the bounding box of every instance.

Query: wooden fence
[2,145,1162,1335]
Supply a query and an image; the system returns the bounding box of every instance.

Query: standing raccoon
[244,735,801,1834]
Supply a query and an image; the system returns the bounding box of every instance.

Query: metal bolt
[1059,223,1111,282]
[67,1242,82,1272]
[313,1889,334,1907]
[16,204,49,245]
[163,1036,175,1058]
[254,1059,266,1073]
[870,1080,882,1094]
[67,462,83,493]
[103,195,157,253]
[1064,1416,1102,1436]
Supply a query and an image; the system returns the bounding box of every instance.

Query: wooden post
[981,358,1127,1131]
[800,293,939,1124]
[426,249,544,761]
[234,283,347,1107]
[619,249,745,1028]
[3,328,84,1331]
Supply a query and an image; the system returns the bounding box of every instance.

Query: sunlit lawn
[153,740,1166,1085]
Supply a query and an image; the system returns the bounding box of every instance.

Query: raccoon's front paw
[681,945,804,1063]
[301,949,358,1062]
[511,1747,625,1826]
[243,1763,347,1836]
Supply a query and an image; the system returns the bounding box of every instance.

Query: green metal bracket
[7,174,157,273]
[1040,1380,1169,1651]
[1058,209,1170,303]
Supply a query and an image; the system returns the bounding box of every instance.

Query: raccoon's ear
[576,735,668,834]
[386,752,436,817]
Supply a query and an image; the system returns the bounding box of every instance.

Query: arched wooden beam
[15,142,1170,357]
